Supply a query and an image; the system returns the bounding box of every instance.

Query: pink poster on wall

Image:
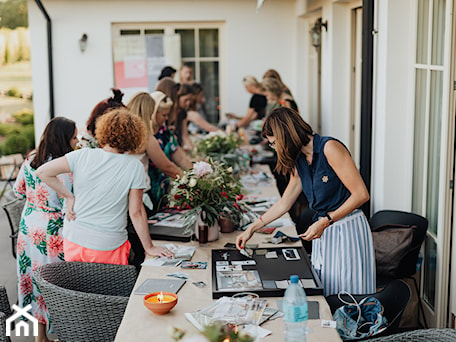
[114,57,148,88]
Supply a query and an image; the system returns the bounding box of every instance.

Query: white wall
[28,0,297,138]
[370,0,415,213]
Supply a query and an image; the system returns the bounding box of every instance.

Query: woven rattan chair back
[368,328,456,341]
[33,262,137,342]
[0,285,13,342]
[2,194,25,259]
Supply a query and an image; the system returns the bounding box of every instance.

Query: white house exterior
[28,0,456,329]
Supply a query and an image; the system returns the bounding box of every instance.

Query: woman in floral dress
[14,117,78,342]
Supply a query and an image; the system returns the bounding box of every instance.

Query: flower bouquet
[167,160,245,234]
[195,131,250,173]
[170,322,254,342]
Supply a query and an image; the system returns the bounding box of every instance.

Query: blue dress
[295,133,376,296]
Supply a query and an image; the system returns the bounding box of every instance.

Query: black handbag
[371,224,417,278]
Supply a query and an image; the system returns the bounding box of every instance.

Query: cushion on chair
[371,224,417,278]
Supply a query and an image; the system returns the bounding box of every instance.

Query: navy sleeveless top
[295,133,350,220]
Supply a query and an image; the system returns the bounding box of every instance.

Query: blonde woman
[227,75,267,128]
[128,91,191,210]
[261,77,298,112]
[262,69,293,97]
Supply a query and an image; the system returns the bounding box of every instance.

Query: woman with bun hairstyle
[79,88,126,148]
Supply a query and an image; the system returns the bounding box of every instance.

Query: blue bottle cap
[290,275,299,283]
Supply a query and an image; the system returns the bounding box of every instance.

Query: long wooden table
[115,166,341,341]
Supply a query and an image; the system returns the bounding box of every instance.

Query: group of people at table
[13,65,375,342]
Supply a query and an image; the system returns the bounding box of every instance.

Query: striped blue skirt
[311,209,376,296]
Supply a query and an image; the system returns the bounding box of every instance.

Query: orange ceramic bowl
[143,292,178,315]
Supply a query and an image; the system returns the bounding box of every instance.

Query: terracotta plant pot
[219,216,235,233]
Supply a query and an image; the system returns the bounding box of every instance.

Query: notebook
[149,224,194,242]
[134,278,186,295]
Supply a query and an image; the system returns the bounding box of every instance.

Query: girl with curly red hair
[37,108,173,265]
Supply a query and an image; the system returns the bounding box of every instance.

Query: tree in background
[0,0,28,29]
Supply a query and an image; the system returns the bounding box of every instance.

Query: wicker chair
[33,261,137,342]
[368,328,456,341]
[2,192,25,259]
[0,285,13,342]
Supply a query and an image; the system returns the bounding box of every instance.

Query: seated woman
[187,82,220,134]
[37,108,174,265]
[79,88,126,148]
[262,68,294,98]
[227,75,267,129]
[261,77,298,112]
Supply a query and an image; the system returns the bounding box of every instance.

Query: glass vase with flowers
[167,160,245,242]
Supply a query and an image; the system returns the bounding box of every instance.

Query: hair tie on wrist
[259,216,265,227]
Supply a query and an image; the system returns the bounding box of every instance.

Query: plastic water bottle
[283,275,308,342]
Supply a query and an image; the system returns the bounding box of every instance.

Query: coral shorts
[63,238,131,265]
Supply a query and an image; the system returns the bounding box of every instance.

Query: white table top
[115,165,341,341]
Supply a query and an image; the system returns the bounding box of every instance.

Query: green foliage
[7,87,21,97]
[4,42,11,63]
[0,0,28,29]
[196,131,243,155]
[0,108,35,156]
[13,109,33,125]
[170,322,254,342]
[1,133,29,155]
[21,125,35,149]
[0,123,21,136]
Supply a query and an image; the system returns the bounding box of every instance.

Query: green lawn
[0,61,33,121]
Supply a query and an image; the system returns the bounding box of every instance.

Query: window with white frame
[112,23,220,123]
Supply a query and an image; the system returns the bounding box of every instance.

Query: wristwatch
[325,213,334,225]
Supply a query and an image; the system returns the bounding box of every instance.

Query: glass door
[412,0,452,327]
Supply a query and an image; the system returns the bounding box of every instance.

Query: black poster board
[211,247,323,298]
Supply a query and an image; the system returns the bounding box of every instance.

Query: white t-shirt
[63,148,146,251]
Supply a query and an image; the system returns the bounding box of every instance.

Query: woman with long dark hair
[14,117,78,342]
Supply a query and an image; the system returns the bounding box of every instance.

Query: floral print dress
[148,124,179,210]
[13,156,73,325]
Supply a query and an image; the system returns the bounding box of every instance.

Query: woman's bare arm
[36,156,76,220]
[147,135,183,179]
[236,170,302,249]
[187,110,220,132]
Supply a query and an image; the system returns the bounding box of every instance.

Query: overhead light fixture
[309,18,328,48]
[79,33,88,52]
